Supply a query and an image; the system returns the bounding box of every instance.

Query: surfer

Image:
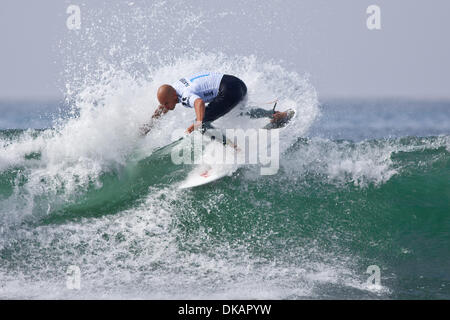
[141,72,291,135]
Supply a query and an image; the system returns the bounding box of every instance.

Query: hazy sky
[1,0,449,100]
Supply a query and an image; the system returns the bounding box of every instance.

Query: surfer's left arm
[186,98,205,133]
[139,105,171,136]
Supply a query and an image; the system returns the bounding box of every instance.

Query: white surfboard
[178,164,234,189]
[178,134,240,189]
[178,108,296,189]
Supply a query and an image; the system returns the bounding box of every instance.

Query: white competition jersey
[172,72,224,108]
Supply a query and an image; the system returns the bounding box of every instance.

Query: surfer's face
[158,91,177,111]
[162,97,176,111]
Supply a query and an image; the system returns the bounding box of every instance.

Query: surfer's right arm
[186,98,205,134]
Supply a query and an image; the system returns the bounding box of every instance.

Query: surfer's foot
[270,111,289,124]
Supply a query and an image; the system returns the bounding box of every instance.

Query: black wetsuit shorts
[202,75,247,123]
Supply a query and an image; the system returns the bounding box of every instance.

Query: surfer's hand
[186,124,195,134]
[186,121,203,134]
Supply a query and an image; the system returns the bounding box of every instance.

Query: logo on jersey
[181,96,191,107]
[179,78,190,87]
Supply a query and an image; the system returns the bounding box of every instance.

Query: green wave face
[1,130,449,299]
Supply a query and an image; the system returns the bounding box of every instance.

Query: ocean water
[0,72,449,299]
[0,2,449,300]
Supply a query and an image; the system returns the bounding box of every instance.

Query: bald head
[157,84,178,111]
[157,84,175,102]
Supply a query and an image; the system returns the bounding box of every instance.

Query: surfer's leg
[240,108,274,119]
[203,75,247,123]
[239,106,295,130]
